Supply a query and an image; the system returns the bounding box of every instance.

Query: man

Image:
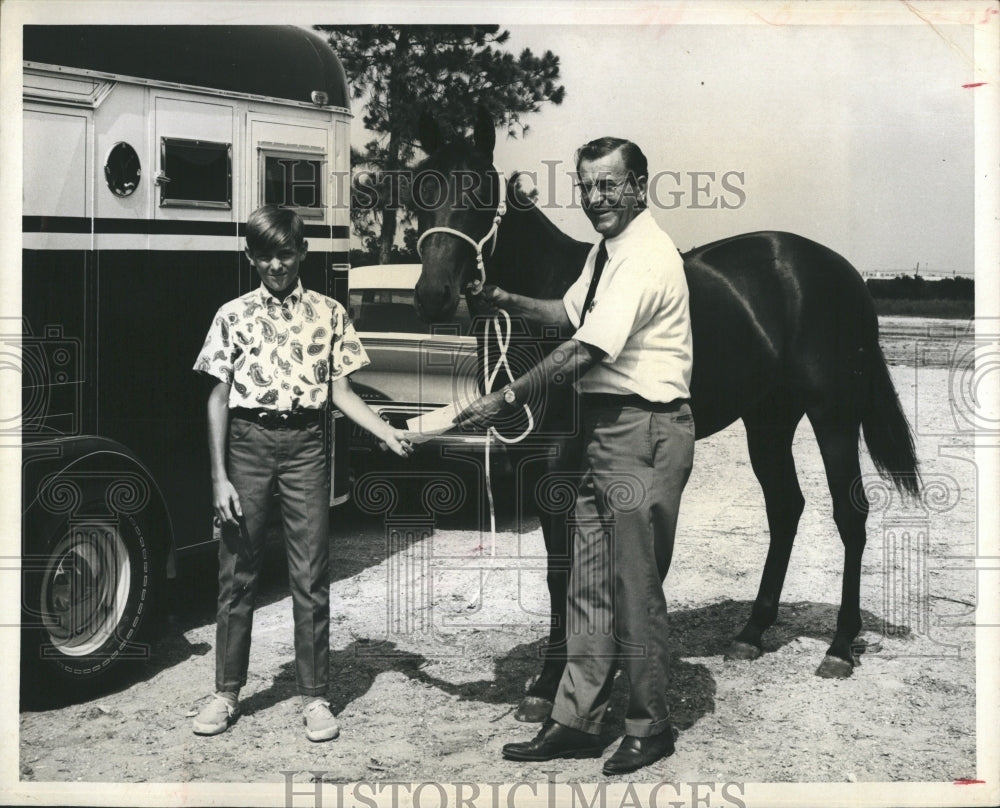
[192,205,412,741]
[454,138,694,776]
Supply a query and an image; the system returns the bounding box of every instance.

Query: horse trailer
[19,25,352,697]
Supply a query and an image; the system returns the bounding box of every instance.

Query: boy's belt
[230,407,325,430]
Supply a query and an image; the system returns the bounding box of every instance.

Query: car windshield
[349,288,472,336]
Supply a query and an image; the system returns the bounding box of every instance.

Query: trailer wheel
[22,507,165,703]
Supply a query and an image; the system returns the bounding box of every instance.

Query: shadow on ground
[314,599,908,739]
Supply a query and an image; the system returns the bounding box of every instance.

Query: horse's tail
[861,339,921,499]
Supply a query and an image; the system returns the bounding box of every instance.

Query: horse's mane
[506,170,585,250]
[489,171,591,299]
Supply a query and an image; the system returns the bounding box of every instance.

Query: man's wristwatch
[501,384,517,406]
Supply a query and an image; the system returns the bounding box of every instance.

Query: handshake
[404,402,465,444]
[404,387,517,443]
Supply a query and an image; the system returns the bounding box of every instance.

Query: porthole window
[104,141,141,197]
[159,137,232,209]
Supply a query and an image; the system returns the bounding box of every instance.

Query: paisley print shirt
[193,281,369,410]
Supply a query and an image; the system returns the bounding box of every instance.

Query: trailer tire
[21,504,166,705]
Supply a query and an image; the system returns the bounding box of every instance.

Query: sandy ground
[16,321,983,794]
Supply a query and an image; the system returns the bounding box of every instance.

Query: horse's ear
[419,110,443,156]
[473,105,496,161]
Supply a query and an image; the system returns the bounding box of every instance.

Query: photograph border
[1,2,997,806]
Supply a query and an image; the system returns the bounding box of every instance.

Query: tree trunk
[379,29,411,264]
[378,209,397,265]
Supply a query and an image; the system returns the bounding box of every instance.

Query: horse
[411,108,920,722]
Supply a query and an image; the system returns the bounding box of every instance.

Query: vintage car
[346,264,489,460]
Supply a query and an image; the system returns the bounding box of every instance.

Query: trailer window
[159,137,232,209]
[104,142,141,198]
[259,148,325,218]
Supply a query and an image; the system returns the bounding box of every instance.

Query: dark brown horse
[412,109,920,722]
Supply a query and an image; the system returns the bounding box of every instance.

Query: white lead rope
[415,170,535,555]
[481,309,534,555]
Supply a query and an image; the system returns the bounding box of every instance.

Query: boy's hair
[245,205,305,254]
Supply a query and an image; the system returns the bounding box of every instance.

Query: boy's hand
[213,478,243,525]
[377,426,414,458]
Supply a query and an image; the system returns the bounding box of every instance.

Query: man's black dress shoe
[602,728,675,775]
[502,719,603,761]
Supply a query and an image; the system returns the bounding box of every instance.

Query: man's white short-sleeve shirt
[563,209,692,402]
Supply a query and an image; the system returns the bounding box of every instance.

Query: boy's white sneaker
[192,692,239,736]
[302,698,340,742]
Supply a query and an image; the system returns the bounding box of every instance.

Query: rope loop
[411,169,532,554]
[482,309,534,554]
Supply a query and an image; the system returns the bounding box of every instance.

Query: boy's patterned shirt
[193,281,369,410]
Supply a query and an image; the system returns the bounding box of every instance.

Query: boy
[192,205,412,740]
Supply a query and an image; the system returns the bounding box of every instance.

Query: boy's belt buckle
[264,410,290,428]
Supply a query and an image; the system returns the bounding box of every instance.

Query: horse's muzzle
[413,276,459,323]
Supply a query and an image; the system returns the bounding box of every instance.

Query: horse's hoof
[515,696,553,723]
[724,641,762,661]
[815,654,854,679]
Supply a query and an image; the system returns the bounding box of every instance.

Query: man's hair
[575,137,649,185]
[245,204,305,254]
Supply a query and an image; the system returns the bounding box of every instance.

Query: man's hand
[477,285,511,315]
[452,339,603,434]
[472,284,572,330]
[452,390,508,431]
[213,478,242,526]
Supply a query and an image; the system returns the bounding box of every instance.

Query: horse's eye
[412,174,448,212]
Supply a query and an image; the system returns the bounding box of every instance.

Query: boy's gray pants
[215,417,330,697]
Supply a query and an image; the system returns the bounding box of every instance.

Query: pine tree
[316,25,565,264]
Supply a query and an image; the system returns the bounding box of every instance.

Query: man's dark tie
[579,239,607,327]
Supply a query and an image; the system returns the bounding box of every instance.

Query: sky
[2,2,990,278]
[356,21,980,276]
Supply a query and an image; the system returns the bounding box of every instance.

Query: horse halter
[415,170,507,296]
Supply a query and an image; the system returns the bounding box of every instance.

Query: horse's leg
[514,504,571,721]
[807,412,869,678]
[726,404,805,660]
[514,433,583,723]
